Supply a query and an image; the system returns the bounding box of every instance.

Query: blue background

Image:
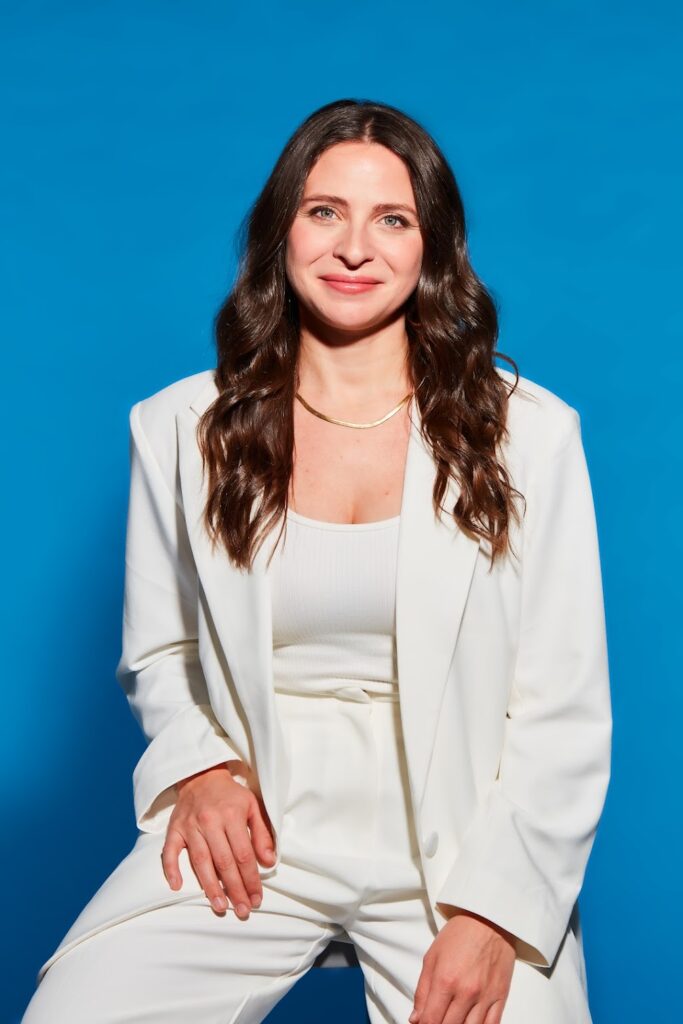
[3,2,681,1021]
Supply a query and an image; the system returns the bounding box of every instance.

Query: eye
[309,205,338,221]
[382,213,410,228]
[307,206,411,229]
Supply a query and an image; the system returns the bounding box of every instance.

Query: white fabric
[23,364,611,1023]
[269,509,400,702]
[24,691,589,1023]
[117,367,610,978]
[24,695,430,1023]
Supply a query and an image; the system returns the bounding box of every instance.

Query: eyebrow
[301,193,418,218]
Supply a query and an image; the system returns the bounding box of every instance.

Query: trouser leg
[342,696,438,1024]
[22,690,377,1024]
[22,883,341,1024]
[23,690,438,1024]
[342,700,592,1024]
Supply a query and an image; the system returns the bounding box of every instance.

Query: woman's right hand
[160,760,277,920]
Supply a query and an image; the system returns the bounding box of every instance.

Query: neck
[295,311,412,407]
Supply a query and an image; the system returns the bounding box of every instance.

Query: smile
[319,277,381,294]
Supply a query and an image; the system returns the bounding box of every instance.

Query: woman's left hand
[409,909,516,1024]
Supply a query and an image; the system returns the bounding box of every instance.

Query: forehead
[304,141,415,201]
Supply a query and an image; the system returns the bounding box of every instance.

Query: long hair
[198,98,525,572]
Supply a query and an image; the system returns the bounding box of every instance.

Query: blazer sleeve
[115,399,241,834]
[434,407,613,968]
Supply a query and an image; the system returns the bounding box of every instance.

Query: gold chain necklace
[295,390,413,429]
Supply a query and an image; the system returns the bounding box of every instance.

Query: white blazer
[42,365,612,982]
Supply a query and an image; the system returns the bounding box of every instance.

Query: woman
[23,99,612,1024]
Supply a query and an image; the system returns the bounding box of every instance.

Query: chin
[323,314,386,333]
[303,302,378,328]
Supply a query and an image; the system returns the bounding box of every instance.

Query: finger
[185,829,237,916]
[482,999,505,1024]
[247,795,277,866]
[410,953,434,1021]
[419,979,457,1024]
[436,979,481,1024]
[454,996,489,1024]
[224,819,264,908]
[203,818,256,915]
[160,827,186,890]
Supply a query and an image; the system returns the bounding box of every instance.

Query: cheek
[389,239,423,284]
[286,223,324,271]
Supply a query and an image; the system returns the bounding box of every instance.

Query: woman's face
[285,141,423,335]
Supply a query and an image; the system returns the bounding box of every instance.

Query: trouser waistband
[273,687,399,704]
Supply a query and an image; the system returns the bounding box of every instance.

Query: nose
[332,218,375,267]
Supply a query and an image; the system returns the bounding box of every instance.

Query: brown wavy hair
[198,98,525,572]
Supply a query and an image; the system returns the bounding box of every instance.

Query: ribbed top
[286,508,400,531]
[268,510,400,701]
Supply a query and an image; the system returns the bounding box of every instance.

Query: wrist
[176,763,230,791]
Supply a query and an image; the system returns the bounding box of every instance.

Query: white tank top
[268,509,400,701]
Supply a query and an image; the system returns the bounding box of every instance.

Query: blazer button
[422,830,439,858]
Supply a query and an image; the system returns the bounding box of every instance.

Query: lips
[320,275,382,284]
[319,274,382,294]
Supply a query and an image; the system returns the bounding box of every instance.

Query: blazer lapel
[177,372,481,832]
[396,401,482,812]
[177,380,289,828]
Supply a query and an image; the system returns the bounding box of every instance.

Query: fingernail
[264,849,275,863]
[212,895,226,911]
[409,1012,418,1023]
[237,903,250,918]
[250,893,262,908]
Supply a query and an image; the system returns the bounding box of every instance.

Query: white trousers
[22,692,438,1024]
[23,689,591,1023]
